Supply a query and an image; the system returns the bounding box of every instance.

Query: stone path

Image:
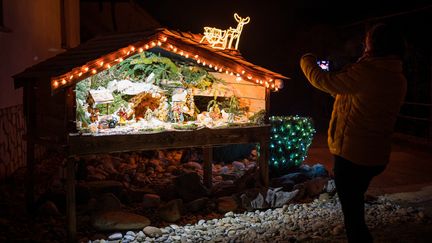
[89,194,429,243]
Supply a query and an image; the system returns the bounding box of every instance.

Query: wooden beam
[24,81,36,214]
[202,146,213,189]
[69,125,270,156]
[66,157,76,243]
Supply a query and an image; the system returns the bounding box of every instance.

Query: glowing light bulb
[78,72,82,77]
[91,69,97,74]
[236,77,242,82]
[197,59,201,64]
[130,46,135,51]
[194,55,199,58]
[185,54,189,58]
[138,47,143,53]
[157,41,162,46]
[53,81,59,87]
[242,70,245,74]
[225,70,229,74]
[145,44,150,49]
[247,76,252,80]
[119,57,124,62]
[69,75,73,80]
[61,79,66,85]
[151,42,156,47]
[83,67,89,72]
[106,64,111,69]
[99,61,104,66]
[209,64,213,68]
[162,36,167,42]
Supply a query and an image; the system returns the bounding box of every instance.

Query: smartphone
[317,60,330,71]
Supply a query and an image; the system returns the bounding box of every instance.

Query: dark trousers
[333,155,386,243]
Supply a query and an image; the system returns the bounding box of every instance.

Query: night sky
[135,1,431,130]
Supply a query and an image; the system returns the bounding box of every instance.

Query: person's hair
[365,23,406,59]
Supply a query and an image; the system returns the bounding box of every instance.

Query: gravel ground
[89,194,430,243]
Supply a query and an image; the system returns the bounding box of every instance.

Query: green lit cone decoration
[269,116,315,177]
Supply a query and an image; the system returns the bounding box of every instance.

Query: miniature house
[13,28,288,241]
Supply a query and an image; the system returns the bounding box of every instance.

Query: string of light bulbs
[51,34,282,92]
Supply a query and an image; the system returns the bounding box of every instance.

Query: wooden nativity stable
[13,28,287,241]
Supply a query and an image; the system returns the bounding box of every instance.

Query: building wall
[0,0,79,109]
[0,0,79,179]
[0,105,25,179]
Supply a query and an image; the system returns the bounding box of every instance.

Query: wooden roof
[13,28,288,92]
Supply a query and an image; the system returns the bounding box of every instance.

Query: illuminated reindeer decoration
[200,13,250,50]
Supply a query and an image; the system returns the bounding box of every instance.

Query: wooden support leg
[66,157,76,243]
[25,138,35,214]
[259,140,269,187]
[203,146,213,189]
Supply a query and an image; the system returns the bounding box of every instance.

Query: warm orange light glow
[51,37,283,92]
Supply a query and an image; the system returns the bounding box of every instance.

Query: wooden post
[24,82,36,214]
[66,157,76,243]
[259,138,269,187]
[202,146,213,189]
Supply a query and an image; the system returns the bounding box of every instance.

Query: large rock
[142,194,161,208]
[96,193,122,212]
[174,172,209,202]
[182,161,202,171]
[158,199,182,222]
[143,226,163,238]
[217,196,238,213]
[83,180,123,195]
[185,197,209,212]
[92,211,150,231]
[38,201,61,216]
